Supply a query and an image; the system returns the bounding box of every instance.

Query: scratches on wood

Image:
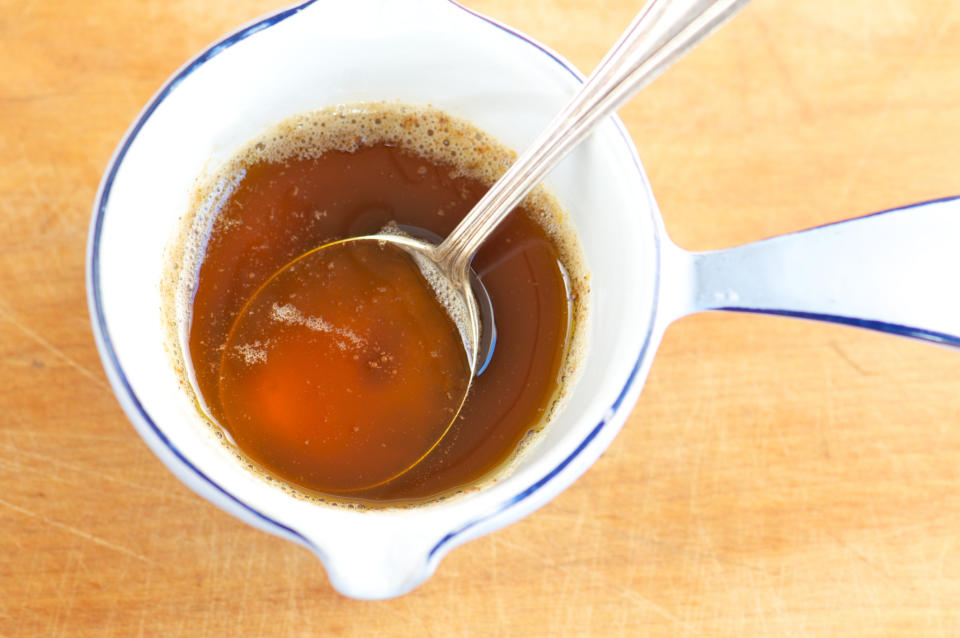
[0,441,196,505]
[0,496,154,565]
[0,299,108,391]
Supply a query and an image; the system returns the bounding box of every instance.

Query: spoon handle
[434,0,752,275]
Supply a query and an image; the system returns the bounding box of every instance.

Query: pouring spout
[295,511,443,600]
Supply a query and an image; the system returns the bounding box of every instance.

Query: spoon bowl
[216,234,475,493]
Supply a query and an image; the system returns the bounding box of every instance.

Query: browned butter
[168,103,587,505]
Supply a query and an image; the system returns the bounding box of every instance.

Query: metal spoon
[227,0,752,491]
[363,0,753,376]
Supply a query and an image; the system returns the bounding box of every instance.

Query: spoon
[222,0,752,492]
[367,0,753,375]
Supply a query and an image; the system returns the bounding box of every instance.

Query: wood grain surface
[2,0,960,635]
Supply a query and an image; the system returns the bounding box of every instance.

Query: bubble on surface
[270,302,366,350]
[234,341,268,365]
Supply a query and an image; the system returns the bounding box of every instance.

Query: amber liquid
[190,144,571,503]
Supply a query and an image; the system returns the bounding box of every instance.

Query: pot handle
[660,195,960,348]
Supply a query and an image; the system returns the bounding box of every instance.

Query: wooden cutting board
[2,0,959,635]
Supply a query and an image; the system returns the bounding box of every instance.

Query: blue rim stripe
[89,0,320,548]
[719,309,960,349]
[790,193,960,234]
[88,0,658,565]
